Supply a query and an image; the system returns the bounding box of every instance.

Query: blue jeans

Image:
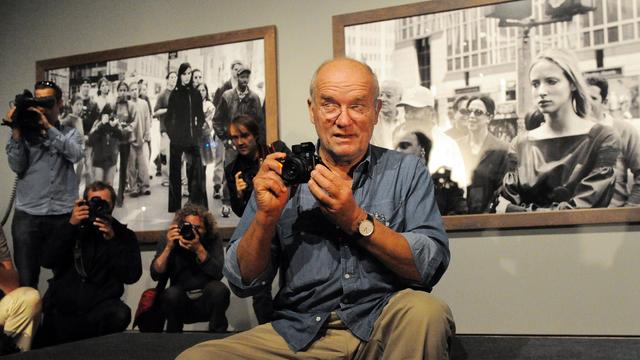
[11,209,70,287]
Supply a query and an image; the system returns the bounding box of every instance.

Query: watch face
[359,219,374,237]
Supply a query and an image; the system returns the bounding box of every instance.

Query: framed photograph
[333,0,640,230]
[36,25,278,242]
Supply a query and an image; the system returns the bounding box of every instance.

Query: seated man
[179,58,454,359]
[150,203,230,332]
[225,114,274,324]
[0,227,41,353]
[38,181,142,346]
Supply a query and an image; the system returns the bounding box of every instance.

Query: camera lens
[179,222,195,241]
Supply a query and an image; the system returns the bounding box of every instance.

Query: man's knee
[14,287,42,315]
[392,289,453,328]
[107,302,132,331]
[161,286,185,307]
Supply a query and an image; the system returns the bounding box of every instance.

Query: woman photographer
[150,203,229,333]
[494,48,620,212]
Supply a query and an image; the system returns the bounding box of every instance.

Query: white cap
[397,86,435,108]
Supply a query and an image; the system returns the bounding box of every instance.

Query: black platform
[5,332,640,359]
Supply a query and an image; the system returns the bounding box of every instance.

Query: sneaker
[161,180,169,187]
[155,170,162,177]
[130,191,141,198]
[221,205,231,218]
[143,189,151,196]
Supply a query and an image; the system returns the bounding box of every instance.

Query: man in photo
[5,80,84,288]
[78,78,99,185]
[153,71,177,182]
[127,81,151,197]
[37,181,142,346]
[179,58,454,359]
[393,85,467,191]
[371,79,402,149]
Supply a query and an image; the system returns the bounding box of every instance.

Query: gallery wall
[1,0,638,334]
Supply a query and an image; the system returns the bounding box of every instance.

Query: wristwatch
[357,212,375,238]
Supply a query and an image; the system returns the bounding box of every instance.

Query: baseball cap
[236,65,251,76]
[397,86,434,108]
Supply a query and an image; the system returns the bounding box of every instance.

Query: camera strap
[73,231,89,280]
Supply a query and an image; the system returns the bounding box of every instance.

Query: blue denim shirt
[6,125,84,215]
[224,145,450,352]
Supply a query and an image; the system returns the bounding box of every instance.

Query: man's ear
[307,98,316,125]
[373,99,382,125]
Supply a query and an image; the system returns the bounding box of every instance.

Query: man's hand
[308,164,366,235]
[178,227,203,253]
[69,199,90,225]
[94,217,115,240]
[4,107,21,140]
[27,106,53,130]
[252,152,290,222]
[234,171,248,198]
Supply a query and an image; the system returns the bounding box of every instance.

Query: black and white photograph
[39,27,278,236]
[335,0,640,228]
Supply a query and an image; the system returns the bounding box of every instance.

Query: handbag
[133,276,168,332]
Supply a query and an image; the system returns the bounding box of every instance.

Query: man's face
[308,60,381,164]
[192,71,203,87]
[229,123,258,157]
[34,87,61,123]
[231,64,242,80]
[184,214,206,237]
[117,85,128,99]
[129,84,139,100]
[588,85,606,120]
[403,105,434,129]
[86,188,114,214]
[238,73,250,90]
[167,73,177,89]
[379,86,401,115]
[80,83,91,97]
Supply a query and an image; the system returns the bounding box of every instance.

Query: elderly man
[393,85,467,191]
[371,79,403,149]
[178,58,454,359]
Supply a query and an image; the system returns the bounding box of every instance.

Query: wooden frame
[36,26,278,242]
[333,1,640,231]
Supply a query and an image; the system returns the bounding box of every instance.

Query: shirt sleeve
[398,159,451,290]
[5,131,29,175]
[223,196,279,298]
[47,126,84,164]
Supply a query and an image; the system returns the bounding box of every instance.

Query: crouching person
[37,181,142,347]
[0,227,40,354]
[150,203,230,332]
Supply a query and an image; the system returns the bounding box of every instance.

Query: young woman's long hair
[529,48,591,118]
[176,62,193,90]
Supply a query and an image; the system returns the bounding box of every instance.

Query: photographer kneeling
[150,203,230,332]
[37,181,142,347]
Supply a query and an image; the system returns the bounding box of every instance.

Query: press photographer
[36,181,142,347]
[150,203,230,333]
[4,80,84,288]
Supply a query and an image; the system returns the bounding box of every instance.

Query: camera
[82,196,111,225]
[279,142,321,185]
[4,90,56,144]
[179,222,196,241]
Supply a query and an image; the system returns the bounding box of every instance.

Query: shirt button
[344,273,351,279]
[315,316,321,322]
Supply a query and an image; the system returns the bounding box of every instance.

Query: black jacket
[165,86,205,147]
[42,218,142,314]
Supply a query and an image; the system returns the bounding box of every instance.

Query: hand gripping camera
[82,196,111,226]
[279,142,322,185]
[3,90,56,144]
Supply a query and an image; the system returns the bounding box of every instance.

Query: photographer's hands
[235,171,248,198]
[165,224,206,258]
[4,107,21,140]
[252,152,290,222]
[308,164,366,235]
[69,199,115,239]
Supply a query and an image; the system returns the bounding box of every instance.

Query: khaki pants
[0,287,41,351]
[178,288,455,360]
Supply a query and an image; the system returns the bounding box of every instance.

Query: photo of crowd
[44,39,267,230]
[345,0,640,216]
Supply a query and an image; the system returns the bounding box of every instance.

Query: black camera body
[179,222,196,241]
[82,196,111,225]
[7,90,56,144]
[280,142,321,185]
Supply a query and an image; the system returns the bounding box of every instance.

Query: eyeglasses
[459,108,490,117]
[318,102,372,121]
